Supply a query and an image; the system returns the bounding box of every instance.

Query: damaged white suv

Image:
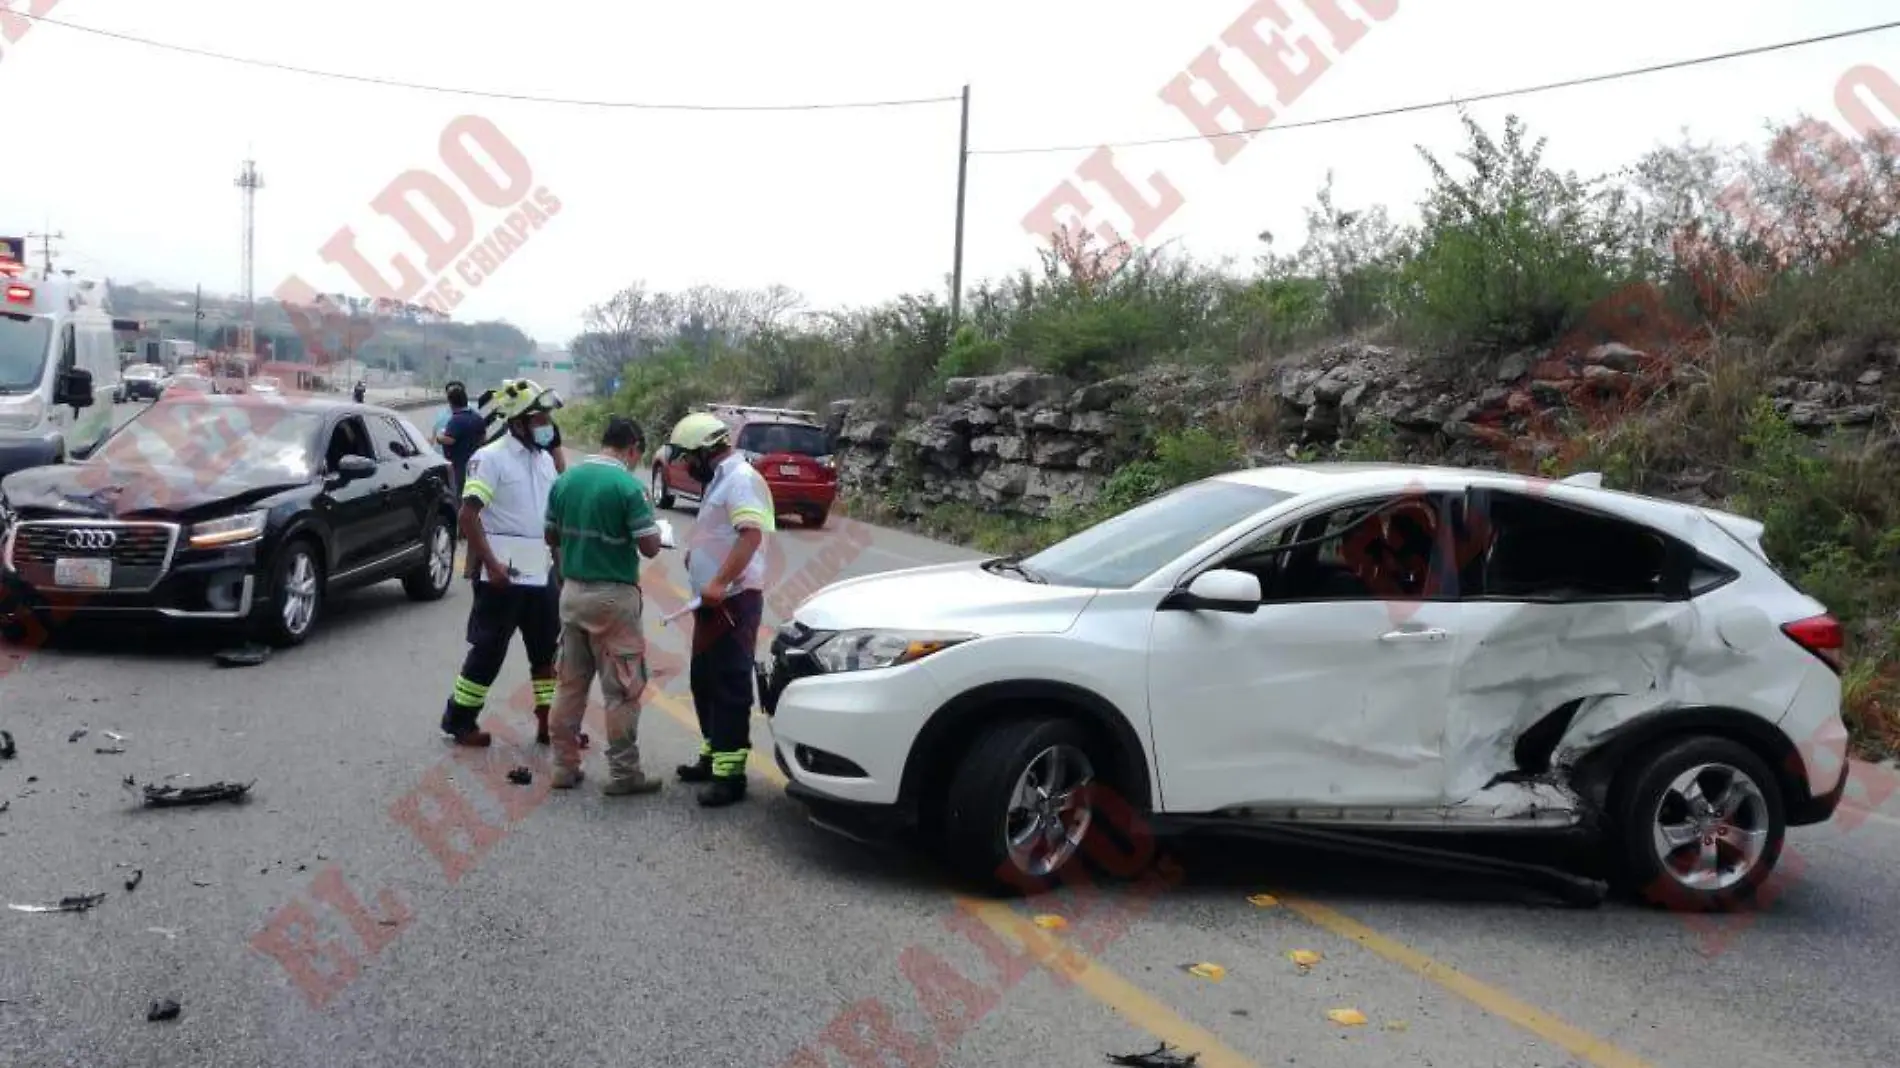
[759,463,1850,910]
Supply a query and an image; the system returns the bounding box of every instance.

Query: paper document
[656,518,676,549]
[661,597,701,627]
[488,534,551,586]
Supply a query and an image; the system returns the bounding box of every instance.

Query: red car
[651,405,838,527]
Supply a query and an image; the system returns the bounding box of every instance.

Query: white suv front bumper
[766,660,947,807]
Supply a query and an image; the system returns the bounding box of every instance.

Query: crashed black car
[0,394,458,647]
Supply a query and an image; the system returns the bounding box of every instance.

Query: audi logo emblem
[63,529,118,551]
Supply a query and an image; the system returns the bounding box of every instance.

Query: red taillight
[1782,614,1844,673]
[4,284,31,304]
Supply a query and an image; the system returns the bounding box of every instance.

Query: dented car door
[1146,492,1464,813]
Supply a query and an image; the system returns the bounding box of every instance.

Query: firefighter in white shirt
[667,412,774,807]
[437,379,570,747]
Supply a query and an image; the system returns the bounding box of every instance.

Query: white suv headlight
[187,510,267,549]
[809,629,975,673]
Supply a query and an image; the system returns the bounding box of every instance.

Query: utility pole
[26,229,62,274]
[950,83,971,327]
[235,156,264,359]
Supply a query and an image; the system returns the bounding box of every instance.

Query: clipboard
[488,534,552,586]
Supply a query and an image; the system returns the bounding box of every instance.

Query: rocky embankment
[826,339,1899,519]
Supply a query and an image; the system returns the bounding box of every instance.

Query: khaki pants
[551,580,648,780]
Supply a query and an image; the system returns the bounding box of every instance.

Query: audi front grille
[8,521,181,593]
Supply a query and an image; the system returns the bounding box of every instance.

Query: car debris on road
[146,998,181,1022]
[9,892,107,913]
[141,781,253,808]
[0,730,16,759]
[1107,1043,1200,1067]
[124,869,143,892]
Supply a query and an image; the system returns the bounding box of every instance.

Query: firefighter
[667,411,774,806]
[437,378,568,747]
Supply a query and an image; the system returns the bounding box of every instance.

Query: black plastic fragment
[213,644,271,668]
[95,747,125,755]
[141,781,253,808]
[69,729,87,743]
[0,730,15,759]
[124,869,143,892]
[1108,1044,1200,1066]
[506,767,532,785]
[146,999,181,1022]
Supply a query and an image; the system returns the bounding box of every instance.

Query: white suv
[759,463,1850,910]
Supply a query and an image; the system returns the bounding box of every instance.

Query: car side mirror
[332,455,378,482]
[55,368,94,410]
[1160,568,1262,614]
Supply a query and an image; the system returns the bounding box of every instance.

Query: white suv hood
[794,560,1096,636]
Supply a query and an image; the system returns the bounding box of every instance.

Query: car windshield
[738,422,829,457]
[0,314,52,394]
[94,401,323,481]
[126,365,161,379]
[1019,478,1296,589]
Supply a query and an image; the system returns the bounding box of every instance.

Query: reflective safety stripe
[710,748,750,777]
[532,678,556,706]
[463,478,496,505]
[451,676,490,707]
[698,740,713,756]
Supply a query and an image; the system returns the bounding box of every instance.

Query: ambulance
[0,261,122,480]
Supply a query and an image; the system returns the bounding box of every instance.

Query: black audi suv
[0,393,459,647]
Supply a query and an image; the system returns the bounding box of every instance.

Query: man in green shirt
[543,416,667,794]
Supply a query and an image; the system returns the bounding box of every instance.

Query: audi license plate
[778,464,801,476]
[54,557,112,589]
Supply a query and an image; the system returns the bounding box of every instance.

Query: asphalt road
[5,431,1900,1067]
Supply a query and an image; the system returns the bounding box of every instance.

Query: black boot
[697,776,747,807]
[677,744,714,783]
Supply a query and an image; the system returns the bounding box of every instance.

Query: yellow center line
[1278,896,1657,1068]
[643,576,1654,1068]
[639,678,1256,1066]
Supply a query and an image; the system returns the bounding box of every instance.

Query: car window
[0,314,52,393]
[1225,493,1453,602]
[1465,490,1672,601]
[325,416,377,471]
[737,422,828,456]
[1021,479,1295,589]
[398,416,439,456]
[371,415,421,460]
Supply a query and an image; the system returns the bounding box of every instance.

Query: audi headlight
[808,629,975,673]
[188,510,267,549]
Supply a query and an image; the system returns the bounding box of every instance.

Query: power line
[11,10,959,111]
[971,19,1900,155]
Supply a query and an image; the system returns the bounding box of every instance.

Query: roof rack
[701,403,819,422]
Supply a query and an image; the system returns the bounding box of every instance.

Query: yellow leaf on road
[1327,1008,1368,1026]
[1185,962,1227,981]
[1289,949,1323,969]
[1247,893,1280,908]
[1031,914,1068,930]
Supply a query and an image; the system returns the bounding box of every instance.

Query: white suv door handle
[1379,627,1448,643]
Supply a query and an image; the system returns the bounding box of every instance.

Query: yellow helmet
[668,411,731,452]
[481,378,563,424]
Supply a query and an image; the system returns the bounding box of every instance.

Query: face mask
[531,425,556,448]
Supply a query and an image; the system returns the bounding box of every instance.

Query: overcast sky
[4,1,1895,344]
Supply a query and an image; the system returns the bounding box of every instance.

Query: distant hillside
[103,282,538,385]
